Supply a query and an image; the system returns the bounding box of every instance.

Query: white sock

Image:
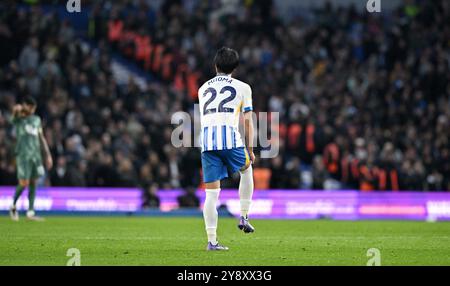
[239,165,254,218]
[203,188,220,244]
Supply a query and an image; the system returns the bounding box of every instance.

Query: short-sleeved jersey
[198,75,252,152]
[11,115,43,161]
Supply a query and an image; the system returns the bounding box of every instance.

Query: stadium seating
[0,0,448,192]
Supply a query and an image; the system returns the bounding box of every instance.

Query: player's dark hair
[214,47,239,75]
[22,96,37,107]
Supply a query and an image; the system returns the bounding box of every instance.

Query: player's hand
[249,151,256,164]
[46,155,53,170]
[13,104,22,114]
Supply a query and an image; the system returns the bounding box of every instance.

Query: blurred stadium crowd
[0,0,449,195]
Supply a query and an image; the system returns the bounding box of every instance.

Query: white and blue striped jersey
[198,74,253,152]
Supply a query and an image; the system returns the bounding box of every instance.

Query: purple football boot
[238,216,255,233]
[206,242,229,251]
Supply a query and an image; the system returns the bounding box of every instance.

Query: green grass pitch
[0,216,449,266]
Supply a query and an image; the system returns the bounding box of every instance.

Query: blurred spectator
[312,156,327,190]
[0,0,448,193]
[18,37,39,73]
[269,157,286,189]
[180,148,201,188]
[177,187,200,208]
[142,183,160,209]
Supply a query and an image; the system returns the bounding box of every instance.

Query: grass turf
[0,216,449,266]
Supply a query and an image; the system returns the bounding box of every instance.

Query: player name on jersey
[207,76,233,85]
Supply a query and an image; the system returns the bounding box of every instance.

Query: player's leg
[10,157,30,221]
[26,179,45,221]
[26,162,45,221]
[204,180,225,250]
[12,179,28,207]
[201,151,229,251]
[204,180,221,245]
[26,178,37,218]
[238,149,255,233]
[224,148,255,233]
[10,179,28,221]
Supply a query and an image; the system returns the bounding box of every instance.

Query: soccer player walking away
[9,97,53,221]
[199,47,255,251]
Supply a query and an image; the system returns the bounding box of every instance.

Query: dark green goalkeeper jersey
[12,115,43,161]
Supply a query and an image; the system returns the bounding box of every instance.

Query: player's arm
[11,104,23,123]
[39,128,53,169]
[244,111,255,163]
[242,84,255,162]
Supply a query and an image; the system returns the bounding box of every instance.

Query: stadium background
[0,0,449,220]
